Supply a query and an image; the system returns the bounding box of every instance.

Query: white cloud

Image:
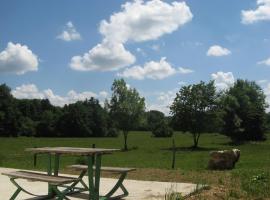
[257,79,268,84]
[147,88,178,115]
[263,83,270,112]
[211,71,235,91]
[118,57,193,80]
[70,41,135,71]
[178,81,186,86]
[151,44,160,51]
[99,91,109,99]
[99,0,193,43]
[57,21,81,41]
[242,0,270,24]
[11,84,108,107]
[207,45,231,57]
[178,67,194,74]
[70,0,192,72]
[0,42,38,75]
[258,57,270,66]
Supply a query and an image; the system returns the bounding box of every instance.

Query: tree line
[0,79,270,150]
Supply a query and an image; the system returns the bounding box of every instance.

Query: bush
[106,128,119,137]
[152,121,173,137]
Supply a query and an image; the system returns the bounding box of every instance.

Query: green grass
[1,132,270,199]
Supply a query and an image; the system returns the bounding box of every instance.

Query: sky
[0,0,270,114]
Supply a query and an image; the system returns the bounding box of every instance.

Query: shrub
[152,121,173,137]
[106,128,119,137]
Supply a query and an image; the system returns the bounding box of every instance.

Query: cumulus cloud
[242,0,270,24]
[11,84,108,107]
[211,71,235,91]
[57,21,81,41]
[117,57,193,80]
[264,83,270,111]
[178,67,194,74]
[258,57,270,66]
[147,88,178,115]
[70,41,135,71]
[207,45,231,57]
[0,42,38,75]
[99,0,193,43]
[70,0,193,72]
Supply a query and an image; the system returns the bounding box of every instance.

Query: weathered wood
[2,171,77,185]
[68,165,136,173]
[26,147,120,155]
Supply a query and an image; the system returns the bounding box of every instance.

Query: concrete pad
[0,167,203,200]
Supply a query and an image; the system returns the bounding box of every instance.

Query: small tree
[221,80,267,142]
[170,81,218,148]
[108,79,145,150]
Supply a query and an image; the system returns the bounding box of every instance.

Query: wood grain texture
[26,147,120,155]
[68,164,136,173]
[2,171,77,185]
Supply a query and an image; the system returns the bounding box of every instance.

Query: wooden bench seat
[2,171,77,185]
[68,164,136,173]
[2,170,79,200]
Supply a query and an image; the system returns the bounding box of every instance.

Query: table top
[26,147,120,155]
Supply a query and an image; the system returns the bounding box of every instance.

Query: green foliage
[0,84,21,137]
[221,80,267,142]
[147,110,165,130]
[164,185,183,200]
[234,170,270,198]
[152,120,173,137]
[57,98,109,137]
[107,79,145,150]
[170,81,219,148]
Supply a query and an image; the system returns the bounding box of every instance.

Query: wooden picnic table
[26,147,120,200]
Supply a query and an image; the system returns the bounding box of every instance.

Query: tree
[221,80,267,142]
[56,98,108,137]
[170,81,218,148]
[107,79,145,150]
[0,84,21,137]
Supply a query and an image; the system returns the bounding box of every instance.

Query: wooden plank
[68,165,136,173]
[26,147,120,155]
[2,171,77,185]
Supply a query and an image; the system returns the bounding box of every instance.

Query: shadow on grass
[161,146,220,152]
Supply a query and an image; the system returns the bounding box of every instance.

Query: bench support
[8,177,73,200]
[68,169,129,200]
[9,178,50,200]
[105,172,129,199]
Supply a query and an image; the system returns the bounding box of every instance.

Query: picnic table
[25,147,120,200]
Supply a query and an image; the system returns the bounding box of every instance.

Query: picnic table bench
[67,165,136,199]
[2,170,77,200]
[2,147,136,200]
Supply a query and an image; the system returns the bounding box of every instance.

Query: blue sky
[1,0,270,114]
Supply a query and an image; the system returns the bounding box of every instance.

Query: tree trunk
[123,131,128,151]
[192,132,201,148]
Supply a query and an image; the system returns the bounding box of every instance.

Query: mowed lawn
[1,132,270,199]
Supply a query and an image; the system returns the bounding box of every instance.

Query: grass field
[1,132,270,199]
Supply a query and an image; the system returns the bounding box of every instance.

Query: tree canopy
[170,81,219,148]
[221,79,268,142]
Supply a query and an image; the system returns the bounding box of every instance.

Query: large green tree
[107,79,145,150]
[170,81,219,148]
[56,98,108,137]
[221,80,267,142]
[0,84,21,137]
